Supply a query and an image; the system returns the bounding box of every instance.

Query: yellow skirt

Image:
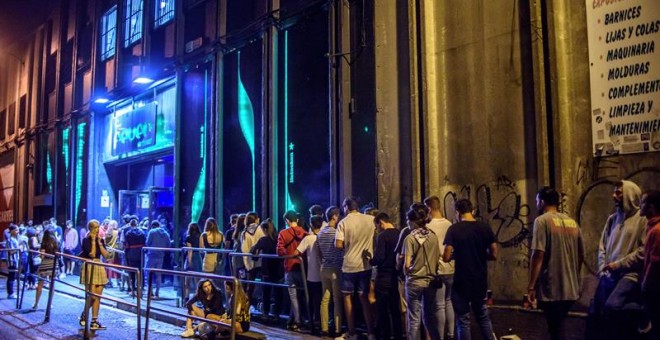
[80,259,109,286]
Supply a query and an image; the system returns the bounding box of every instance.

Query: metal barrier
[143,269,239,340]
[0,245,22,309]
[18,249,57,313]
[142,246,232,305]
[54,252,143,340]
[228,252,311,330]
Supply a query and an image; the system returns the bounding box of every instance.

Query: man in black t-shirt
[443,199,497,340]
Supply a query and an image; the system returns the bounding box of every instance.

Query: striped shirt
[317,226,343,270]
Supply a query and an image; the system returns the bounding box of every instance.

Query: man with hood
[589,180,647,339]
[241,212,264,305]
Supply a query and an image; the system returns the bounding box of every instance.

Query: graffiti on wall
[442,175,531,249]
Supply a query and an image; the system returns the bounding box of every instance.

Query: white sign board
[141,196,150,209]
[586,0,660,156]
[101,196,110,208]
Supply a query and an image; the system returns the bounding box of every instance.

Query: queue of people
[2,180,659,340]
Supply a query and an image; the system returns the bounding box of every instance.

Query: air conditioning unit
[185,37,204,53]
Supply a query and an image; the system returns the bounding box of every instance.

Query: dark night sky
[0,0,58,48]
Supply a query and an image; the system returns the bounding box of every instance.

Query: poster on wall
[0,162,15,235]
[586,0,660,156]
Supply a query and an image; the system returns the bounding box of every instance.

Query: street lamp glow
[133,77,154,84]
[94,97,110,104]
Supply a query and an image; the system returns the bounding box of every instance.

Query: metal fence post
[298,255,311,332]
[83,259,93,340]
[137,268,142,340]
[13,248,22,309]
[143,270,153,340]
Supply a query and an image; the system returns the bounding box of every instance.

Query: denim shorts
[341,270,371,294]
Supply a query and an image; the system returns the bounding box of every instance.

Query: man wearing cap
[6,224,20,299]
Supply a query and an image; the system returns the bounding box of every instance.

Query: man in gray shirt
[527,187,584,340]
[335,197,376,340]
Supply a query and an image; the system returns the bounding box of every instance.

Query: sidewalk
[3,271,587,339]
[12,272,316,339]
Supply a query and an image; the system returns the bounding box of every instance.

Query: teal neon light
[237,51,257,211]
[190,69,209,224]
[284,31,294,211]
[46,150,53,193]
[75,122,87,225]
[62,128,70,176]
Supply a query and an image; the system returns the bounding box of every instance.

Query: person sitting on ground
[182,279,226,338]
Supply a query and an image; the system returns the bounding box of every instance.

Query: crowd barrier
[54,252,143,340]
[3,244,316,339]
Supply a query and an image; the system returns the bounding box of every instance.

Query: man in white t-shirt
[424,195,455,340]
[335,197,376,340]
[295,215,323,335]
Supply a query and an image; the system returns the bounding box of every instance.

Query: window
[154,0,175,27]
[0,109,6,140]
[100,6,117,60]
[124,0,143,47]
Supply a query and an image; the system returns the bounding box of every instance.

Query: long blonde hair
[87,220,100,237]
[226,280,249,310]
[204,217,222,245]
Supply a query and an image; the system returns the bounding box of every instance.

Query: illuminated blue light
[284,31,294,211]
[237,51,257,211]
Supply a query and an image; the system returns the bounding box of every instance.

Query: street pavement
[0,280,182,339]
[0,272,587,339]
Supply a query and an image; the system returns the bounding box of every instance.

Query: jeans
[286,270,304,324]
[376,273,403,340]
[321,266,343,333]
[6,268,17,296]
[587,275,642,340]
[451,289,495,340]
[308,281,322,331]
[261,273,283,317]
[538,300,574,340]
[440,274,455,338]
[406,279,444,340]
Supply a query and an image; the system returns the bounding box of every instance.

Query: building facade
[0,0,658,305]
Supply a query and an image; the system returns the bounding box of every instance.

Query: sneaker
[334,333,358,340]
[79,315,86,327]
[639,320,652,334]
[181,328,195,338]
[7,294,17,299]
[90,320,106,330]
[59,273,67,279]
[287,323,300,332]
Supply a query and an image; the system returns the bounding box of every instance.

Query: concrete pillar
[374,0,402,219]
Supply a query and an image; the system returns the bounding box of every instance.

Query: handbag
[32,254,42,266]
[421,240,443,290]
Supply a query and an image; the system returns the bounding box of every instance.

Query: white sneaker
[59,273,66,279]
[181,328,195,338]
[335,333,358,340]
[367,334,377,340]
